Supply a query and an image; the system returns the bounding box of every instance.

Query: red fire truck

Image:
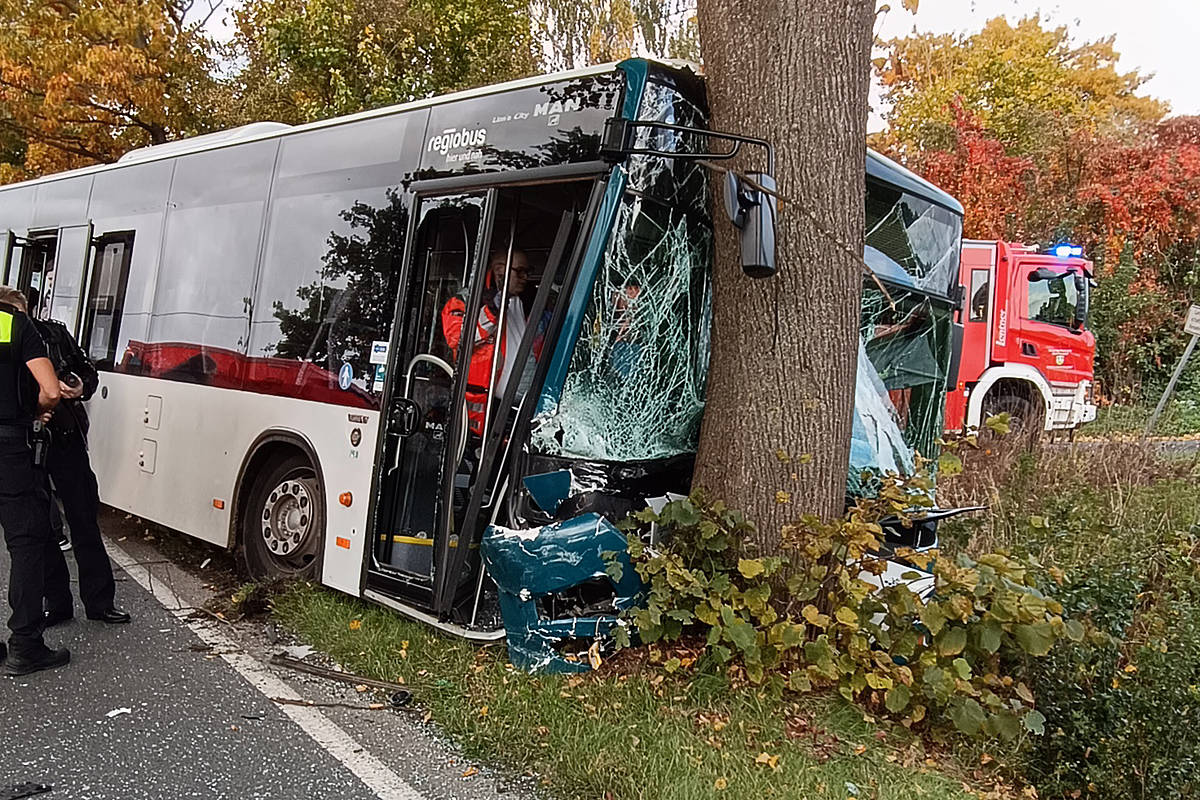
[945,240,1097,437]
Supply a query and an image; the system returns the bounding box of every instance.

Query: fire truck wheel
[241,452,325,580]
[984,392,1043,449]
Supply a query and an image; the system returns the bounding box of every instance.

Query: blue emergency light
[1051,243,1084,259]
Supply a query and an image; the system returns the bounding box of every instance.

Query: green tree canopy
[223,0,539,125]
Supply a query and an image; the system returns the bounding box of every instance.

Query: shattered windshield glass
[865,180,961,298]
[849,284,954,495]
[531,80,713,462]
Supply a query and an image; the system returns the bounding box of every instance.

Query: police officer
[0,285,69,675]
[14,292,130,627]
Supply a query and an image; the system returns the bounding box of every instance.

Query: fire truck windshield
[1028,269,1088,329]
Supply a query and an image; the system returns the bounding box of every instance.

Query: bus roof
[0,60,634,193]
[866,149,964,216]
[1,59,964,222]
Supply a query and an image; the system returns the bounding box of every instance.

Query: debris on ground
[269,653,413,706]
[1,784,51,800]
[281,644,315,660]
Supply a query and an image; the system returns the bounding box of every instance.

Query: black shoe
[4,646,70,676]
[43,608,74,628]
[86,608,131,624]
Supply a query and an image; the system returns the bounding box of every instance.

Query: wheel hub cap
[262,479,312,556]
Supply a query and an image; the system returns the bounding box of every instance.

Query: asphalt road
[0,509,531,800]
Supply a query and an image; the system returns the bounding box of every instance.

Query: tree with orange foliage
[0,0,222,180]
[915,102,1035,241]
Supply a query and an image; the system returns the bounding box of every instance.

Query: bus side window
[82,232,134,370]
[969,268,989,322]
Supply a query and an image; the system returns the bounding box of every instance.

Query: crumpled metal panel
[481,513,643,673]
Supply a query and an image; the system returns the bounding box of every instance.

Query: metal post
[1146,333,1199,436]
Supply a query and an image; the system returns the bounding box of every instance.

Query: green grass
[274,585,979,800]
[1088,397,1200,438]
[947,442,1200,561]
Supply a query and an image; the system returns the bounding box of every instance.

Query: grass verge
[1087,398,1200,438]
[274,585,987,800]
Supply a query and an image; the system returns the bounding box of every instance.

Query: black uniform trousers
[0,430,54,654]
[43,429,115,616]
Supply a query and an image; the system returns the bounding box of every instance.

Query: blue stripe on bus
[536,169,628,412]
[617,58,649,120]
[536,59,649,412]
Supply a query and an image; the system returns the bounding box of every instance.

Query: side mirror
[950,283,966,313]
[724,171,777,279]
[1073,273,1089,329]
[1029,267,1063,282]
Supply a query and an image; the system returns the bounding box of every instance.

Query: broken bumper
[480,513,643,673]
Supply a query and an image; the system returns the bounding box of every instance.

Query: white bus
[0,59,963,671]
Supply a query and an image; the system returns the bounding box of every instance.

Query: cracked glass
[864,180,961,298]
[850,284,955,495]
[531,80,713,462]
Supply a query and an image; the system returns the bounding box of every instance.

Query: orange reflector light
[335,537,351,550]
[212,499,225,510]
[339,492,353,507]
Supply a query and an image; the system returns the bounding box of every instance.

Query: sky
[870,0,1200,132]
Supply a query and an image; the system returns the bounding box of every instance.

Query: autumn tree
[0,0,223,178]
[693,0,876,546]
[914,103,1036,241]
[875,16,1165,164]
[224,0,539,125]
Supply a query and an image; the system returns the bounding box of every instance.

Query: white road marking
[106,541,425,800]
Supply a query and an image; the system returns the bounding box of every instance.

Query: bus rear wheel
[241,453,325,580]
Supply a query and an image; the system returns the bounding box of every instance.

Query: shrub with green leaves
[611,475,1081,740]
[1007,507,1200,797]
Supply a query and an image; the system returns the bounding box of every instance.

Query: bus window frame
[81,230,136,369]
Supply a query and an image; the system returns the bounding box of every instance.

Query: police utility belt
[0,420,50,467]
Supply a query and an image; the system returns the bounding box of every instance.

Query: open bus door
[364,180,596,632]
[1,230,18,285]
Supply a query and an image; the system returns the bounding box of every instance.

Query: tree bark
[693,0,875,552]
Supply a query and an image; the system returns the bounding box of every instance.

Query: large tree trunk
[693,0,875,552]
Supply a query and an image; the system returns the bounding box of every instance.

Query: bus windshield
[853,182,961,492]
[851,285,954,493]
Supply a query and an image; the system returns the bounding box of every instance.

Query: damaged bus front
[364,59,963,671]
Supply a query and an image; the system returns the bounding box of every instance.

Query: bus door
[13,231,57,317]
[45,223,94,334]
[367,180,595,620]
[368,190,491,604]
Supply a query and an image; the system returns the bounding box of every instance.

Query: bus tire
[240,452,325,580]
[983,391,1043,449]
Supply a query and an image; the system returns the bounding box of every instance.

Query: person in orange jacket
[441,250,545,436]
